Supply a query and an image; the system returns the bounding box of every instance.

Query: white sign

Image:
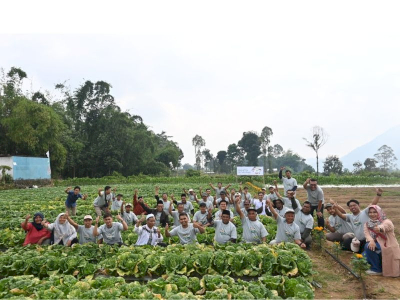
[236,166,264,176]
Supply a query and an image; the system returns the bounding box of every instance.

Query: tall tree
[364,158,378,171]
[352,161,363,174]
[323,155,343,175]
[192,135,206,170]
[202,149,213,172]
[238,131,261,166]
[216,150,227,173]
[303,126,328,177]
[374,145,398,171]
[260,126,273,174]
[226,143,245,173]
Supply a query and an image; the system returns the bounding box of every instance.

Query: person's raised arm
[139,198,153,214]
[267,199,278,219]
[135,215,145,228]
[164,223,171,237]
[193,222,205,234]
[209,182,216,190]
[183,188,188,196]
[274,188,283,199]
[98,188,102,197]
[334,204,347,221]
[331,200,346,214]
[303,178,310,189]
[224,183,231,190]
[22,214,31,230]
[234,196,244,219]
[370,188,383,206]
[279,167,284,179]
[93,216,100,236]
[65,187,71,194]
[116,214,128,231]
[154,186,160,201]
[193,192,199,203]
[65,211,79,230]
[238,182,243,193]
[168,199,174,215]
[133,189,138,206]
[120,201,125,215]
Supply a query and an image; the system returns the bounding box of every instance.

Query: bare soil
[294,187,400,299]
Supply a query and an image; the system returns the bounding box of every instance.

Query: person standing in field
[279,167,298,196]
[209,182,231,198]
[183,188,197,202]
[171,193,194,216]
[22,212,51,246]
[64,186,88,216]
[111,193,124,211]
[93,186,113,216]
[139,199,170,227]
[303,178,325,227]
[239,183,253,205]
[154,186,174,215]
[165,214,205,244]
[195,192,214,210]
[135,214,164,246]
[93,213,128,246]
[65,212,98,244]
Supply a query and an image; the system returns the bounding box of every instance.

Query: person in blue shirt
[65,186,87,216]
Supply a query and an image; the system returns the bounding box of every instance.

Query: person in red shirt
[21,212,51,246]
[133,189,148,216]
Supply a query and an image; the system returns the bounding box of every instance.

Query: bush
[185,169,201,177]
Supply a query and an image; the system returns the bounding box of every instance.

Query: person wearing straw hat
[134,214,164,246]
[65,212,98,244]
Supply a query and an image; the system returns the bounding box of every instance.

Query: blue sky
[1,0,400,166]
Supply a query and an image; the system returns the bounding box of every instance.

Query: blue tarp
[12,156,51,180]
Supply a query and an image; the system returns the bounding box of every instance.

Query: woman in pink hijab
[363,205,400,276]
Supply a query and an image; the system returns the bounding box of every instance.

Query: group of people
[21,168,400,277]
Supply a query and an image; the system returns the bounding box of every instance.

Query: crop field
[0,183,399,299]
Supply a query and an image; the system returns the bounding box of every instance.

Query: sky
[1,0,400,167]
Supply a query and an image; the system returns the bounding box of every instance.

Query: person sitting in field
[66,213,98,244]
[93,186,114,216]
[171,194,194,216]
[267,200,305,248]
[363,205,400,277]
[193,202,213,226]
[279,167,298,196]
[293,200,314,249]
[154,186,175,215]
[239,183,252,205]
[214,200,234,221]
[254,191,272,216]
[111,193,123,211]
[169,200,192,227]
[65,186,88,216]
[215,191,234,209]
[266,182,279,201]
[120,202,139,225]
[196,192,214,210]
[235,197,268,244]
[276,189,301,211]
[139,199,170,227]
[334,188,383,253]
[272,198,289,218]
[324,202,352,242]
[165,214,205,244]
[135,214,164,246]
[22,212,51,246]
[212,210,237,244]
[43,213,78,246]
[209,181,231,198]
[93,213,128,246]
[183,188,197,202]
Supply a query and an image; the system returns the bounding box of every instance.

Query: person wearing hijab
[43,213,78,246]
[363,205,400,277]
[21,212,52,246]
[134,214,164,246]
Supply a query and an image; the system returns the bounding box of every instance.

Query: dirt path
[296,187,400,299]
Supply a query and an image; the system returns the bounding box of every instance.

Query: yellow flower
[356,254,363,259]
[334,242,340,245]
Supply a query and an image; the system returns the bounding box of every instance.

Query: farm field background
[0,182,400,299]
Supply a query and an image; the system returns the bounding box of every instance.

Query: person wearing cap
[165,214,205,244]
[21,212,52,246]
[303,178,325,227]
[292,200,314,249]
[266,182,279,202]
[196,192,214,210]
[133,189,148,216]
[193,203,213,226]
[169,200,192,227]
[214,200,234,221]
[111,193,124,211]
[272,198,289,218]
[209,182,231,198]
[134,214,164,246]
[66,212,98,244]
[155,186,175,215]
[120,201,139,225]
[334,188,383,252]
[64,186,88,216]
[267,200,305,248]
[199,187,215,204]
[324,202,352,242]
[215,191,232,209]
[93,213,128,246]
[212,210,237,244]
[171,194,194,216]
[183,188,197,203]
[254,192,272,216]
[279,167,298,196]
[139,198,170,227]
[234,196,268,244]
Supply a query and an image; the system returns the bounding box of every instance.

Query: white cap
[188,189,194,192]
[146,214,155,220]
[84,215,93,220]
[234,192,241,197]
[285,209,295,214]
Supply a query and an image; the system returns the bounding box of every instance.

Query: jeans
[310,204,325,227]
[363,241,382,273]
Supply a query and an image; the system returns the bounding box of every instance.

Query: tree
[260,126,273,174]
[364,158,378,171]
[303,126,328,177]
[226,143,245,173]
[323,155,343,175]
[272,144,283,157]
[0,165,11,184]
[216,150,227,173]
[202,149,213,172]
[238,131,261,166]
[275,150,315,173]
[352,161,363,174]
[374,145,398,171]
[192,135,205,170]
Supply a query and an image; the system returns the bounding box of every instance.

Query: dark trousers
[343,237,366,253]
[310,204,324,227]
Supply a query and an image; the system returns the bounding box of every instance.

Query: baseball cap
[146,214,155,220]
[247,206,257,212]
[201,192,208,197]
[261,188,266,191]
[325,203,333,208]
[189,189,194,192]
[116,194,123,197]
[125,203,132,207]
[234,192,241,197]
[285,209,295,214]
[84,215,93,220]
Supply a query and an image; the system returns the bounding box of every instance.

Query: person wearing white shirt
[111,194,123,211]
[134,214,164,246]
[214,200,234,221]
[165,214,205,244]
[279,167,298,196]
[272,199,289,218]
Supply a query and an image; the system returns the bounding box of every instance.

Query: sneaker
[366,270,382,276]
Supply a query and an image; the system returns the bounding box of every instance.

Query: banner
[236,166,264,176]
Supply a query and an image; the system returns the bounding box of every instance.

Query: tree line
[0,67,183,178]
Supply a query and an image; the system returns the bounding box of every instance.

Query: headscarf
[366,205,387,243]
[31,212,45,231]
[52,213,76,245]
